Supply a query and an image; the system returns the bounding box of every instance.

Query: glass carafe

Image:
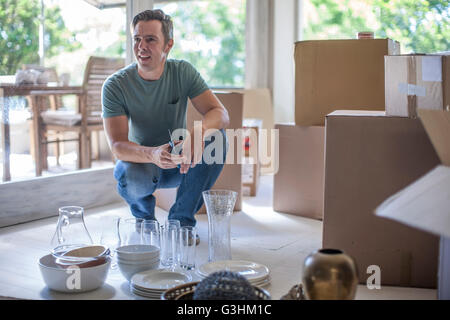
[50,206,93,248]
[202,190,237,262]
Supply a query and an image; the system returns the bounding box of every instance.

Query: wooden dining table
[0,83,85,182]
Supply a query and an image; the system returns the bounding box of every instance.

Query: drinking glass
[160,223,179,268]
[100,215,121,269]
[141,220,161,248]
[118,218,144,247]
[165,219,181,230]
[165,219,181,263]
[179,226,197,270]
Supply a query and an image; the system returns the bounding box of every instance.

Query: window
[1,0,247,183]
[47,0,126,85]
[155,0,246,88]
[0,0,125,182]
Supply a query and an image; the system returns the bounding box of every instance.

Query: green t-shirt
[102,59,209,147]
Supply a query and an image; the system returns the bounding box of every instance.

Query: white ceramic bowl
[63,245,109,258]
[39,254,110,293]
[117,259,160,281]
[117,256,160,265]
[116,252,160,263]
[52,244,110,263]
[115,244,159,261]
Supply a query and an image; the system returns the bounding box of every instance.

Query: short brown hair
[132,9,173,44]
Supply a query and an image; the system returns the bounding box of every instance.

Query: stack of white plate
[130,269,193,299]
[197,260,271,287]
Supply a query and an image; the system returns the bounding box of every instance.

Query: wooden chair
[23,65,64,167]
[22,65,62,110]
[39,56,124,171]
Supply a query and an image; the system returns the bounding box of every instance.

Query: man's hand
[177,89,229,174]
[152,142,185,169]
[179,124,205,174]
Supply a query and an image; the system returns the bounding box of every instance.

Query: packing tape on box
[398,83,426,96]
[407,56,417,87]
[408,96,418,118]
[406,56,419,118]
[399,83,426,117]
[400,57,424,118]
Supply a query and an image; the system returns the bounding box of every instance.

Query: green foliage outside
[2,0,448,85]
[0,0,245,87]
[303,0,449,53]
[158,0,246,87]
[0,0,80,75]
[95,29,126,58]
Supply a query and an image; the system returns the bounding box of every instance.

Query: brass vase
[302,248,358,300]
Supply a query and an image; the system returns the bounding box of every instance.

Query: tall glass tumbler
[118,218,144,246]
[141,220,161,249]
[160,223,179,268]
[165,219,181,230]
[179,226,197,270]
[202,190,237,262]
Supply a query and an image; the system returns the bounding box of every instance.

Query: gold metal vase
[302,248,358,300]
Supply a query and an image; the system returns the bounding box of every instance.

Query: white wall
[272,0,296,123]
[126,0,154,65]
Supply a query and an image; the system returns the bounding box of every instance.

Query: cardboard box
[155,91,243,214]
[323,110,440,288]
[234,88,275,174]
[295,39,400,126]
[242,120,261,197]
[242,160,259,197]
[385,54,450,117]
[273,124,324,220]
[376,109,450,298]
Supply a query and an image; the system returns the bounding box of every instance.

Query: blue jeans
[113,129,227,227]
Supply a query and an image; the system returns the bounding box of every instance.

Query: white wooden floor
[0,174,437,300]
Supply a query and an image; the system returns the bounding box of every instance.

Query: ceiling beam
[83,0,126,9]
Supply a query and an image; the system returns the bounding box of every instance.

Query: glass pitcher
[50,206,93,248]
[202,190,237,262]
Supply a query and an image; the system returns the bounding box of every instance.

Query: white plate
[130,286,162,299]
[130,283,165,293]
[197,260,270,282]
[131,269,192,290]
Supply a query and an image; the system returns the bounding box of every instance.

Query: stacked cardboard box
[295,39,400,126]
[274,38,399,220]
[323,110,440,288]
[376,109,450,298]
[320,53,450,288]
[276,38,448,289]
[356,53,450,290]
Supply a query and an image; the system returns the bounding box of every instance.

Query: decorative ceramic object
[302,248,358,300]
